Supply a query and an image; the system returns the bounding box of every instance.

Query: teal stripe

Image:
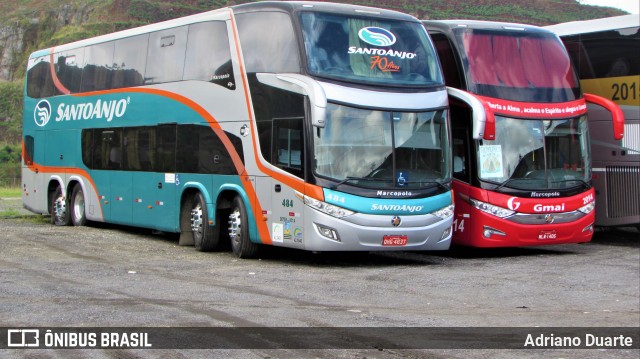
[323,189,451,215]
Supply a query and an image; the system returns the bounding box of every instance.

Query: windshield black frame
[452,27,581,103]
[476,115,591,192]
[313,102,451,193]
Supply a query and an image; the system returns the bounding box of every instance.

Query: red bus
[424,20,624,247]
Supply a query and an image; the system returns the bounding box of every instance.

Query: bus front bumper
[300,208,453,252]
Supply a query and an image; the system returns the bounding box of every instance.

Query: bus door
[450,104,475,243]
[263,117,306,247]
[92,128,130,224]
[132,124,176,231]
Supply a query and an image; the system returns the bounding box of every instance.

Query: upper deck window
[301,12,442,87]
[236,11,301,73]
[455,28,580,102]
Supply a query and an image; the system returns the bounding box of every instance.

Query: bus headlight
[431,204,454,220]
[302,195,355,218]
[578,201,595,214]
[470,198,514,218]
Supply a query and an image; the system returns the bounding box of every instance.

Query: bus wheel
[229,196,258,258]
[51,186,70,226]
[191,192,219,251]
[70,185,87,226]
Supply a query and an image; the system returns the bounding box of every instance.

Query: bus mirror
[446,87,495,140]
[583,93,625,140]
[256,73,327,128]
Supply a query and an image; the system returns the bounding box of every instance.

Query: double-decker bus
[423,20,623,247]
[22,1,455,258]
[547,15,639,229]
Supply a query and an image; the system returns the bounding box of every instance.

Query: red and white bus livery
[424,20,623,247]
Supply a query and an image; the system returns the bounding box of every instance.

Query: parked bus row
[21,1,627,258]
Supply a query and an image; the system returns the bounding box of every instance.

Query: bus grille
[606,166,640,218]
[623,123,640,153]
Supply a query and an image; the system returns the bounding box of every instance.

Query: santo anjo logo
[358,27,396,47]
[34,99,52,127]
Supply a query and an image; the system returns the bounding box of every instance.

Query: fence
[0,176,20,187]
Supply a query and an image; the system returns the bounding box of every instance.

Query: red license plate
[538,230,557,240]
[382,235,408,246]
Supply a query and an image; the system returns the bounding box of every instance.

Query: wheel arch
[46,176,65,214]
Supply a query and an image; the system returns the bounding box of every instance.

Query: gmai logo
[358,27,396,47]
[34,100,51,127]
[507,197,521,211]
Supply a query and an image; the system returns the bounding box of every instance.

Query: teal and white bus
[22,1,454,257]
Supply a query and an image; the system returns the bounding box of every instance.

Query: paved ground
[0,196,638,358]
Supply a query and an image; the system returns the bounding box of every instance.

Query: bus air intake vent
[606,166,640,218]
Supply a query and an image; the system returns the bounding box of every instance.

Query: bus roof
[29,1,419,59]
[545,14,640,36]
[423,19,554,35]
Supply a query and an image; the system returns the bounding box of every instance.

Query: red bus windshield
[455,29,581,103]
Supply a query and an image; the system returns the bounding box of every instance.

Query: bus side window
[145,26,188,84]
[236,12,300,73]
[26,56,55,98]
[82,42,115,92]
[54,49,84,94]
[156,124,176,173]
[273,118,304,179]
[184,21,235,90]
[24,136,35,166]
[92,129,122,170]
[113,34,148,88]
[430,33,463,88]
[451,105,472,183]
[81,130,93,168]
[123,127,156,172]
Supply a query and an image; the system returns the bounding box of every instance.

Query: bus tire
[229,195,258,258]
[192,192,219,252]
[51,185,71,226]
[70,185,87,226]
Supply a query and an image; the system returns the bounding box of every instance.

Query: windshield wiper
[330,176,387,190]
[493,178,522,192]
[405,180,450,192]
[551,178,590,188]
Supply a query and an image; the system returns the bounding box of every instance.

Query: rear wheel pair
[189,193,257,258]
[51,185,86,226]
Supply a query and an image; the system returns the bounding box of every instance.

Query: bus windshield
[477,116,591,190]
[301,12,442,87]
[455,28,580,102]
[314,103,450,189]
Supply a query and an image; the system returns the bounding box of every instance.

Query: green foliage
[0,82,23,144]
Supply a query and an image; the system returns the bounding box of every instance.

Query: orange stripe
[81,85,273,244]
[228,10,325,202]
[23,161,103,221]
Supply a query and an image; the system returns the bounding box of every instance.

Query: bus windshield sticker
[479,145,503,178]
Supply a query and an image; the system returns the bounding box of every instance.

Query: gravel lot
[0,196,638,358]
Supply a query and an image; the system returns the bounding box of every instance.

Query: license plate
[382,235,408,246]
[538,230,557,240]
